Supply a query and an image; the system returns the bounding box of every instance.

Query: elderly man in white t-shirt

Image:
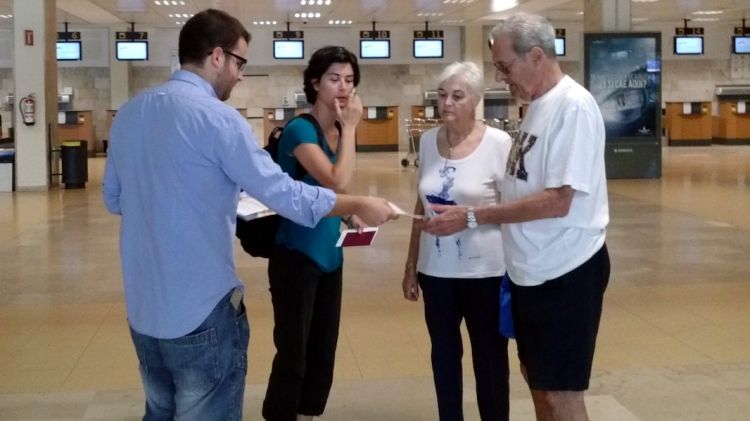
[422,12,610,421]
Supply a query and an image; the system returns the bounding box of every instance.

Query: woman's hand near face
[336,91,363,131]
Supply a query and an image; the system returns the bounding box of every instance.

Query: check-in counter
[411,105,439,120]
[58,110,96,155]
[714,86,750,145]
[664,102,712,146]
[356,106,398,152]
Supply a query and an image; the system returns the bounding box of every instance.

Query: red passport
[336,227,378,247]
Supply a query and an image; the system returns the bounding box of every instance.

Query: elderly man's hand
[420,204,468,236]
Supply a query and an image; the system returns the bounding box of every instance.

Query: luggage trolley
[486,118,521,138]
[401,117,441,168]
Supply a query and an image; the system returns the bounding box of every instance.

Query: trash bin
[61,140,88,189]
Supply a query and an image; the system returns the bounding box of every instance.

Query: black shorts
[510,244,610,391]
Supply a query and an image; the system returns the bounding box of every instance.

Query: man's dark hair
[179,9,251,66]
[303,46,360,105]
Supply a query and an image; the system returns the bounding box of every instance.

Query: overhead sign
[116,31,148,40]
[360,30,390,39]
[735,27,750,35]
[57,31,81,40]
[555,28,566,37]
[274,31,304,39]
[413,30,444,39]
[675,27,704,36]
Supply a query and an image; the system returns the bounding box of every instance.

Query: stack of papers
[237,193,276,221]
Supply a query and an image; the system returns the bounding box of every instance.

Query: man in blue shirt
[102,9,396,420]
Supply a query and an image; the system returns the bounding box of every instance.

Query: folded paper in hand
[388,201,424,219]
[237,193,276,221]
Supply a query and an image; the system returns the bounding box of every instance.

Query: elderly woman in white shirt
[402,61,512,421]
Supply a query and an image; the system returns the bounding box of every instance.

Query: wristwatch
[466,206,478,229]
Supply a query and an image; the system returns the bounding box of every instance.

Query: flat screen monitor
[56,41,82,61]
[732,36,750,54]
[116,41,149,61]
[360,39,390,59]
[555,37,566,56]
[413,39,444,58]
[274,40,304,59]
[673,36,703,55]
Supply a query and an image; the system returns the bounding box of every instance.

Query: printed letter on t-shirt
[506,131,537,181]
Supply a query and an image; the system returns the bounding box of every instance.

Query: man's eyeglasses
[492,58,517,76]
[492,49,533,75]
[222,49,247,73]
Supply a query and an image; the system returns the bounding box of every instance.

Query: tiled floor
[1,147,749,420]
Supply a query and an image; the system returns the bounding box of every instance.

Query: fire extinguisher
[19,93,36,126]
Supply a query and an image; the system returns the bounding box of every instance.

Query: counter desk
[356,106,399,152]
[714,100,750,145]
[664,102,712,146]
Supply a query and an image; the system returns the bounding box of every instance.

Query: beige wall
[2,58,750,151]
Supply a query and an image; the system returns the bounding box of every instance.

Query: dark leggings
[262,246,343,421]
[418,273,510,421]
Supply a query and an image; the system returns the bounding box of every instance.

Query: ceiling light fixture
[693,10,723,15]
[491,0,518,12]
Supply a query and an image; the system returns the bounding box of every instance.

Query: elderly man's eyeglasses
[222,49,247,72]
[492,58,517,75]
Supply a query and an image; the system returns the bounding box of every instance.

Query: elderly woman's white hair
[436,61,485,104]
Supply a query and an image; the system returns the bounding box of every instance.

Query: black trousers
[262,246,343,421]
[418,273,510,421]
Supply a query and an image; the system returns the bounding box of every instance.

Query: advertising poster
[585,34,661,141]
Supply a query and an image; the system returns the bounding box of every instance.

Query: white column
[13,0,56,190]
[463,23,485,120]
[584,0,631,32]
[109,27,131,110]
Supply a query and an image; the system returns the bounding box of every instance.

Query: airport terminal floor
[1,147,750,420]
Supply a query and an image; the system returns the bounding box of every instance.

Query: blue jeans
[129,290,250,421]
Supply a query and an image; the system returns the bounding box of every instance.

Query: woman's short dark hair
[303,46,360,105]
[179,9,251,66]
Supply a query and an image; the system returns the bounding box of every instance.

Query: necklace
[444,130,455,168]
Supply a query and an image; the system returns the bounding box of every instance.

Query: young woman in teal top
[263,46,363,421]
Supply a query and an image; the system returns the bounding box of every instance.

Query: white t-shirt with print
[501,75,609,287]
[417,126,512,279]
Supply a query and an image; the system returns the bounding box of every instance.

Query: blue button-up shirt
[103,70,336,339]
